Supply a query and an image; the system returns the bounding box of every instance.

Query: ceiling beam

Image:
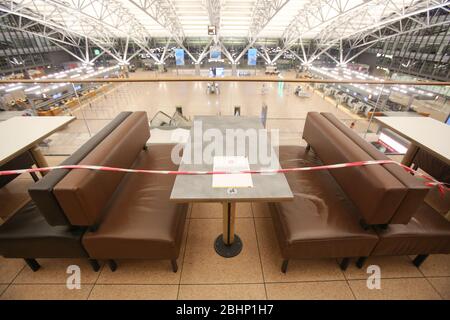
[128,0,185,43]
[235,0,290,63]
[273,0,450,63]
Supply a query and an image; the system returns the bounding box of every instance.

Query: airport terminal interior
[0,0,449,300]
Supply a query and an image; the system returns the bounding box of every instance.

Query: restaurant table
[374,116,450,166]
[0,116,75,174]
[171,116,293,257]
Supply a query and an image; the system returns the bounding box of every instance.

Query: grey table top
[170,116,293,202]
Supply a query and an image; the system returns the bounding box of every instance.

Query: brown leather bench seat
[0,112,132,272]
[272,146,378,270]
[321,112,430,224]
[82,145,188,261]
[53,112,188,272]
[271,112,449,272]
[319,112,450,267]
[0,202,87,259]
[372,202,450,256]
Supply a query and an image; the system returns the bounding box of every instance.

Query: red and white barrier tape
[0,159,448,194]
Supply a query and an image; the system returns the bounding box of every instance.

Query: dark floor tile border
[346,276,444,300]
[86,264,105,300]
[177,205,193,299]
[0,264,26,298]
[416,261,446,300]
[0,284,8,296]
[8,275,444,287]
[250,204,268,299]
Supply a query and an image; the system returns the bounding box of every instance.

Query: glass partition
[1,68,449,160]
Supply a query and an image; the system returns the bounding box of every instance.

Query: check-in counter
[81,91,97,100]
[64,99,79,109]
[37,107,62,116]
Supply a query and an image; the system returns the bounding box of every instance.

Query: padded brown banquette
[53,111,187,272]
[271,112,450,272]
[0,112,132,271]
[320,113,450,265]
[1,111,187,273]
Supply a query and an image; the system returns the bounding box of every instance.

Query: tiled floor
[41,70,379,154]
[1,203,449,300]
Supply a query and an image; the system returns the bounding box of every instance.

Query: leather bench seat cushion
[82,144,188,259]
[302,112,407,225]
[372,202,450,256]
[54,112,150,226]
[0,202,87,258]
[271,146,379,259]
[320,112,429,224]
[28,112,131,226]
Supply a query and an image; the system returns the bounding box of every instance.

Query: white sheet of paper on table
[212,156,254,188]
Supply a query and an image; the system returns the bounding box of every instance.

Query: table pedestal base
[214,234,242,258]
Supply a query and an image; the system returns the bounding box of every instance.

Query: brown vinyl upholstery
[54,112,187,262]
[54,112,150,226]
[372,202,450,256]
[0,113,132,261]
[425,187,450,217]
[0,202,87,258]
[412,148,450,216]
[28,112,131,226]
[82,145,187,259]
[272,146,379,260]
[413,148,450,185]
[271,112,450,267]
[321,112,430,224]
[302,112,407,225]
[318,112,450,258]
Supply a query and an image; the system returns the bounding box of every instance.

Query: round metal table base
[214,234,243,258]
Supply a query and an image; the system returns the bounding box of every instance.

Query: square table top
[0,116,75,166]
[170,116,293,202]
[374,116,450,164]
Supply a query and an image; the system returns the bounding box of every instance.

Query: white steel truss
[204,0,236,62]
[0,1,118,63]
[342,17,450,64]
[205,0,221,34]
[308,0,450,64]
[128,0,198,63]
[235,0,290,62]
[128,0,184,44]
[272,0,450,64]
[281,0,372,48]
[0,0,163,63]
[0,0,448,68]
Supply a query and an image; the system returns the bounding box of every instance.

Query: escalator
[149,110,191,129]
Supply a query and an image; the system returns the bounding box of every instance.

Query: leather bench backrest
[321,112,430,224]
[303,112,407,225]
[53,112,150,226]
[28,112,132,226]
